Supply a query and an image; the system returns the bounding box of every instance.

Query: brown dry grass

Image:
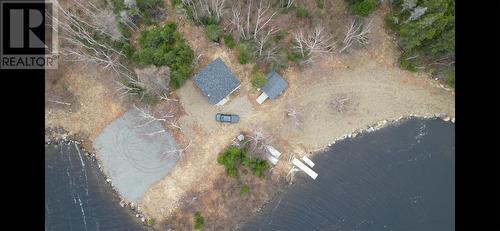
[46,1,455,230]
[159,168,286,230]
[45,63,128,148]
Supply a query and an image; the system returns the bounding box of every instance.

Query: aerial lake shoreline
[240,118,455,230]
[45,133,152,230]
[46,114,454,230]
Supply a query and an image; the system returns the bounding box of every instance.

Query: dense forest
[55,0,455,109]
[387,0,455,86]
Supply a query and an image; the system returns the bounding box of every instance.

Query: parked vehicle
[216,113,240,123]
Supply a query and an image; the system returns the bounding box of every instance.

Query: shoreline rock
[315,113,455,154]
[46,112,454,226]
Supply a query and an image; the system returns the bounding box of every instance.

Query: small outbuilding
[193,58,241,106]
[256,71,288,104]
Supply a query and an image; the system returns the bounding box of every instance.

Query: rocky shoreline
[312,113,455,154]
[45,128,154,228]
[45,112,455,229]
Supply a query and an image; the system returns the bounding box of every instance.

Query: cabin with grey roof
[192,58,241,105]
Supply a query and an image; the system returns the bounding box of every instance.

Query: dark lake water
[45,142,147,231]
[241,119,455,231]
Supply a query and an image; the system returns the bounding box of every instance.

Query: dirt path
[138,5,454,227]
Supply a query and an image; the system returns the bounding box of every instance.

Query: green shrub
[199,16,219,26]
[346,0,377,17]
[223,33,236,49]
[193,212,204,230]
[240,185,250,196]
[110,0,125,13]
[246,158,269,177]
[399,53,417,72]
[121,44,135,60]
[204,24,223,42]
[317,0,325,8]
[287,49,302,63]
[184,4,194,19]
[146,217,154,226]
[296,5,309,18]
[135,22,194,89]
[118,22,132,39]
[275,31,286,41]
[112,40,135,59]
[217,146,243,178]
[385,13,399,31]
[171,0,182,6]
[250,69,267,89]
[237,42,254,64]
[217,145,270,178]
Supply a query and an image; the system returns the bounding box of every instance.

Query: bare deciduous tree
[47,99,72,106]
[330,94,352,113]
[134,105,174,128]
[229,6,244,36]
[293,25,336,64]
[115,79,141,97]
[159,139,193,160]
[401,0,418,12]
[405,6,427,23]
[245,127,273,155]
[124,0,137,8]
[264,44,279,62]
[159,93,179,102]
[286,105,303,128]
[280,0,294,8]
[183,0,226,23]
[229,0,278,41]
[133,103,186,133]
[339,19,372,53]
[69,0,124,40]
[252,0,278,40]
[51,0,136,81]
[134,66,171,98]
[51,0,149,100]
[120,11,139,32]
[255,27,279,57]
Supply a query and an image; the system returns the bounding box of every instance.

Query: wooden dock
[265,145,282,165]
[292,158,318,180]
[302,156,315,168]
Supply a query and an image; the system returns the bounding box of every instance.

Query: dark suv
[216,113,240,123]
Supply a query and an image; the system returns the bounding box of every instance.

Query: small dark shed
[256,71,288,104]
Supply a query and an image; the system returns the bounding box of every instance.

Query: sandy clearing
[137,6,454,224]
